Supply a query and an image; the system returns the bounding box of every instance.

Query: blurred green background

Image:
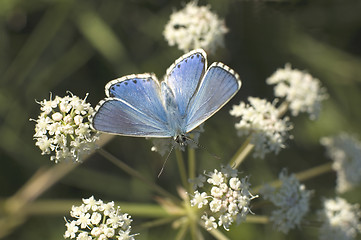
[1,0,361,239]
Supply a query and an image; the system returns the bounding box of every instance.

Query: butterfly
[91,49,241,145]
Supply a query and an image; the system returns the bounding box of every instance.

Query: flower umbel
[321,133,361,193]
[318,197,361,240]
[260,169,312,234]
[230,97,292,159]
[32,93,99,163]
[266,63,328,120]
[189,165,257,231]
[163,1,228,54]
[64,196,137,240]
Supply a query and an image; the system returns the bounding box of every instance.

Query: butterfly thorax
[161,82,187,136]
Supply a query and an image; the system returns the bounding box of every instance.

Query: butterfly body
[91,49,241,143]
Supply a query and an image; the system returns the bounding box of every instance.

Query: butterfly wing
[165,49,207,117]
[185,62,242,132]
[92,74,171,137]
[105,74,167,124]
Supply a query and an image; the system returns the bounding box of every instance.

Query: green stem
[277,101,289,118]
[97,148,179,203]
[229,135,254,169]
[175,219,189,240]
[135,216,180,230]
[190,222,198,240]
[188,147,196,191]
[245,215,269,224]
[183,193,199,240]
[253,162,333,194]
[176,149,188,189]
[207,228,229,240]
[295,162,333,182]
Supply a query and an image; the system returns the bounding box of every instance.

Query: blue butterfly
[91,49,241,145]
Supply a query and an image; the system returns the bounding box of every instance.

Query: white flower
[64,196,137,239]
[201,215,217,231]
[190,191,209,208]
[318,197,361,240]
[35,135,53,154]
[189,165,257,231]
[32,93,99,163]
[118,229,136,240]
[321,133,361,193]
[100,201,115,216]
[230,97,292,159]
[207,169,224,186]
[211,186,224,198]
[74,115,83,125]
[90,227,102,237]
[218,213,233,231]
[230,178,241,190]
[90,212,102,225]
[83,196,101,211]
[76,213,91,229]
[52,112,63,121]
[163,1,228,54]
[260,169,312,234]
[71,204,87,218]
[40,96,59,114]
[64,220,78,239]
[266,63,328,120]
[102,226,115,237]
[209,199,222,213]
[76,232,91,240]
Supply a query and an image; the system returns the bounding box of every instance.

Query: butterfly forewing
[185,63,241,132]
[105,74,167,124]
[165,49,207,117]
[92,75,172,137]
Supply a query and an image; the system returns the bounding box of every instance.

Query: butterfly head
[174,134,188,146]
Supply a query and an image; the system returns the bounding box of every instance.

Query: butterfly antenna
[185,136,221,160]
[157,144,175,178]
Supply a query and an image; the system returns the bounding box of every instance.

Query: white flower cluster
[318,197,361,240]
[266,63,328,120]
[163,1,228,54]
[148,124,204,156]
[189,165,257,231]
[64,196,137,240]
[32,93,99,163]
[321,133,361,193]
[230,97,292,159]
[261,170,312,233]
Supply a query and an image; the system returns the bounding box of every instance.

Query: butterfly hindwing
[92,98,172,137]
[165,49,207,117]
[185,62,242,132]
